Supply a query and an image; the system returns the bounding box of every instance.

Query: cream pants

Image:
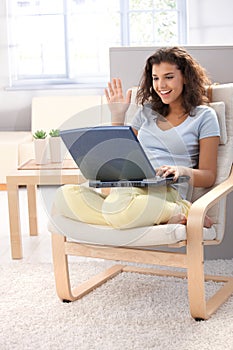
[54,184,190,229]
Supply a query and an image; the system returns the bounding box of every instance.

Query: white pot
[49,137,62,163]
[34,138,49,165]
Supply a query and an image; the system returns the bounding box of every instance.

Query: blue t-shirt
[131,104,220,198]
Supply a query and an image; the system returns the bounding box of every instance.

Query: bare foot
[204,215,213,228]
[168,213,187,225]
[168,213,213,227]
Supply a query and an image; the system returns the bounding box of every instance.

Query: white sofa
[0,94,105,184]
[0,131,33,184]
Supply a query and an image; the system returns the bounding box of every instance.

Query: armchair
[48,83,233,320]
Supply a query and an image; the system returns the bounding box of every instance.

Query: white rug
[1,259,233,350]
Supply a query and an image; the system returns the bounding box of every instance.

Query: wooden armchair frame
[50,82,233,320]
[51,166,233,320]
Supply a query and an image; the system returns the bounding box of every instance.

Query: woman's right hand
[104,78,132,125]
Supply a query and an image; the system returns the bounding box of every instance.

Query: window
[7,0,187,88]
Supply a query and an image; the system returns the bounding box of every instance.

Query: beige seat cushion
[49,214,216,247]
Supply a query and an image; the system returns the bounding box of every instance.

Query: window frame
[6,0,188,90]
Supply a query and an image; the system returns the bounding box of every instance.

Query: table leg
[27,184,38,236]
[7,183,22,259]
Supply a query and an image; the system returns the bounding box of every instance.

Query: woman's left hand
[156,165,182,181]
[156,165,193,182]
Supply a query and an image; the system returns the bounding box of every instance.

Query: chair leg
[205,273,233,318]
[187,237,233,320]
[186,229,209,320]
[51,232,233,318]
[51,233,74,301]
[51,233,125,302]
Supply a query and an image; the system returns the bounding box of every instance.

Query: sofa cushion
[31,95,102,133]
[0,131,32,145]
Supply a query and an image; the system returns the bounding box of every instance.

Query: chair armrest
[187,166,233,240]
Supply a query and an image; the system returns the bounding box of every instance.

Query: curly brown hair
[136,46,211,117]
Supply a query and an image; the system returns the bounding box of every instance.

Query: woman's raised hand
[104,78,132,125]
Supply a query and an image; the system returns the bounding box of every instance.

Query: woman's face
[152,62,185,107]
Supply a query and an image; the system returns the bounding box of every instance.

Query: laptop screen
[60,125,156,181]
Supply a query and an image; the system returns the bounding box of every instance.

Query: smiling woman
[152,62,186,115]
[54,46,220,229]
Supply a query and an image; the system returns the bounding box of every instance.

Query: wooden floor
[0,187,53,264]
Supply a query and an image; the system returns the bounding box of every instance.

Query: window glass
[14,15,65,77]
[67,1,121,80]
[129,0,176,10]
[7,0,187,87]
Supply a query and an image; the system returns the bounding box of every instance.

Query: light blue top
[131,104,220,199]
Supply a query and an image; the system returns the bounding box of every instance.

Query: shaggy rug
[1,259,233,350]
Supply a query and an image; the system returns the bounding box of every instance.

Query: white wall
[188,0,233,44]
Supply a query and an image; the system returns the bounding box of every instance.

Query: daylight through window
[7,0,187,88]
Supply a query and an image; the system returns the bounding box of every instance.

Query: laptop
[60,125,189,188]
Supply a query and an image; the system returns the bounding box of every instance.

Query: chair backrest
[129,83,233,241]
[191,84,233,241]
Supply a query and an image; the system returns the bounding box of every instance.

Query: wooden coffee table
[7,159,85,259]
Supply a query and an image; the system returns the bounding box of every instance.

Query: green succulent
[49,129,60,137]
[33,129,47,139]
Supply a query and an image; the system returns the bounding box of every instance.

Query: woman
[56,47,220,229]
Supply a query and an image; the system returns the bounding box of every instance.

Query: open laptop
[60,125,189,188]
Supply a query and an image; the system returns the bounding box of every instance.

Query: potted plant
[33,129,48,165]
[49,129,62,163]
